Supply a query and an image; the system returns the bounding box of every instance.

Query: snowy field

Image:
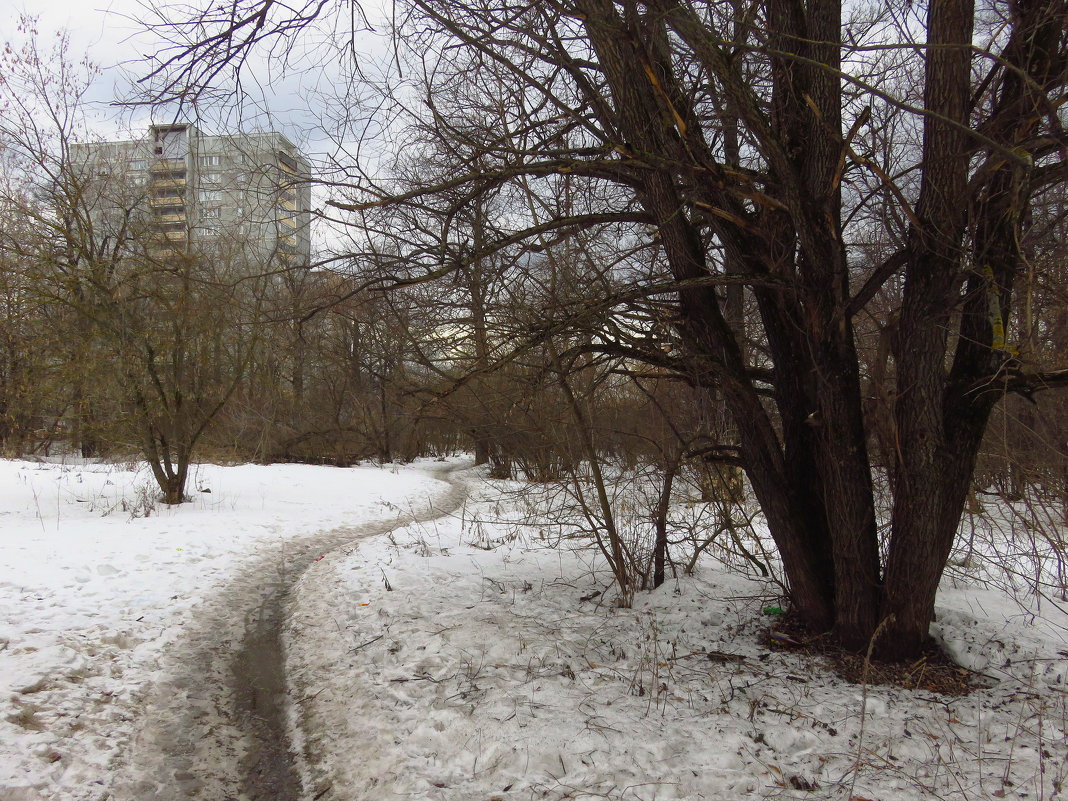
[288,473,1068,801]
[0,458,1066,800]
[0,458,448,800]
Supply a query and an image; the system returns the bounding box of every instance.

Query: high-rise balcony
[149,193,186,206]
[150,158,186,172]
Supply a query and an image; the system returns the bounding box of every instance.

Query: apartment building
[71,123,311,267]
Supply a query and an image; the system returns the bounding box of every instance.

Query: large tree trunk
[395,0,1068,658]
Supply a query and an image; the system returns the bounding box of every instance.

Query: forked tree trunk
[581,0,990,656]
[144,435,192,505]
[159,472,187,506]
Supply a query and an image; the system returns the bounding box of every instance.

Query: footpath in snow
[0,457,452,800]
[0,458,1066,801]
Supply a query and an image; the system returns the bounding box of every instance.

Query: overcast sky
[1,0,147,127]
[0,0,393,157]
[0,0,406,257]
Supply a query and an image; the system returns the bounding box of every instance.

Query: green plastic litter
[763,606,785,615]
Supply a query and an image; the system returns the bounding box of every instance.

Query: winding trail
[113,463,468,801]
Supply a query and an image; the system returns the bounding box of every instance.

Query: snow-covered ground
[288,473,1068,801]
[0,458,449,800]
[1,458,1066,800]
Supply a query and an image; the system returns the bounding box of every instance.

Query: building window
[199,189,222,202]
[130,159,148,171]
[199,155,221,167]
[201,207,221,219]
[278,151,298,172]
[202,172,222,184]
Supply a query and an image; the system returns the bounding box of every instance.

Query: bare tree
[0,21,267,502]
[141,0,1068,657]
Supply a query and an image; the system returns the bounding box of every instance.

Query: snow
[0,458,447,800]
[287,472,1068,801]
[0,458,1066,800]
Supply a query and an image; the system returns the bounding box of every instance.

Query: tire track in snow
[112,463,469,801]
